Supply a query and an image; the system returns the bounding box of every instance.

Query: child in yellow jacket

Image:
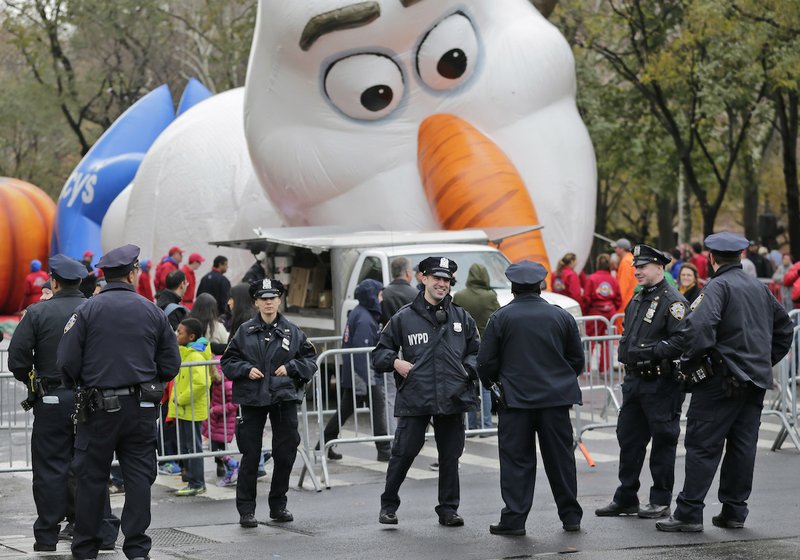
[170,318,212,496]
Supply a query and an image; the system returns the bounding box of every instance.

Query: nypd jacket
[372,292,480,416]
[618,279,688,367]
[221,313,317,406]
[677,263,793,389]
[477,293,584,409]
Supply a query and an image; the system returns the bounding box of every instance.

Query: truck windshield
[397,251,512,291]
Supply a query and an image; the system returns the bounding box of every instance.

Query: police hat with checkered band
[249,278,285,299]
[632,244,671,267]
[418,256,458,281]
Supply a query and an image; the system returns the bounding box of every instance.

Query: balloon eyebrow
[300,2,382,51]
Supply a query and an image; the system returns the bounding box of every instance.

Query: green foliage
[555,0,797,241]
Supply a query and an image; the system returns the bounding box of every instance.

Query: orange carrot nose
[418,114,549,269]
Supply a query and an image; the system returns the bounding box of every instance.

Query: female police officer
[221,279,317,528]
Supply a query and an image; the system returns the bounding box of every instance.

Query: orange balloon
[0,178,56,314]
[418,114,550,270]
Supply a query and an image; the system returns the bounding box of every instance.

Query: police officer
[57,244,181,560]
[596,244,688,520]
[372,256,480,527]
[221,279,317,528]
[8,255,119,552]
[477,261,585,536]
[656,232,793,532]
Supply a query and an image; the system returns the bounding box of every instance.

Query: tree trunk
[777,92,800,260]
[677,167,691,243]
[742,145,759,241]
[656,193,674,250]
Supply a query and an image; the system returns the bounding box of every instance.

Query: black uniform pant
[323,385,390,454]
[31,388,118,547]
[614,376,684,507]
[72,396,158,560]
[497,407,582,529]
[674,375,764,524]
[381,414,465,517]
[236,402,300,516]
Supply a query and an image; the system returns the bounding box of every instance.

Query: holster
[489,382,507,412]
[678,355,715,388]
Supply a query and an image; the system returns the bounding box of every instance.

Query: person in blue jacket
[321,279,391,462]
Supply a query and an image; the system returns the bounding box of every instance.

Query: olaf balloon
[244,0,596,267]
[105,0,595,273]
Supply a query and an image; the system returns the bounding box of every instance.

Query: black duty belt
[625,361,676,379]
[97,386,137,397]
[40,378,68,390]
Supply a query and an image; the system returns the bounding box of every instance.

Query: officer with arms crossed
[221,279,317,528]
[596,245,688,520]
[477,261,585,536]
[9,255,119,552]
[372,257,480,527]
[656,232,793,532]
[57,245,181,560]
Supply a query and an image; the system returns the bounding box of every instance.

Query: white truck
[211,226,581,336]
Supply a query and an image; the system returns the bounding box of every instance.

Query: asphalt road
[1,419,799,560]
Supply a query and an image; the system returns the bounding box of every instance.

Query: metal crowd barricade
[0,357,323,490]
[767,325,800,451]
[0,372,33,473]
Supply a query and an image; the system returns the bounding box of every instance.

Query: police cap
[505,260,547,285]
[49,254,88,282]
[418,256,457,281]
[704,232,749,255]
[249,278,285,299]
[632,244,671,267]
[97,244,141,277]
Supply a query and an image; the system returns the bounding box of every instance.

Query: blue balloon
[177,78,213,116]
[52,85,176,261]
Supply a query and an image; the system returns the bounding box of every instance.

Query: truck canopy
[209,225,542,253]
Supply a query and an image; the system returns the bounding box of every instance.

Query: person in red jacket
[181,253,205,309]
[689,242,709,281]
[552,252,583,307]
[154,246,183,293]
[136,259,154,302]
[21,259,49,310]
[582,254,621,371]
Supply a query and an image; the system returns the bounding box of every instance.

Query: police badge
[669,302,686,320]
[64,313,77,334]
[453,322,462,333]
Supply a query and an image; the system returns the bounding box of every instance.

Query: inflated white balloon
[105,88,282,279]
[244,0,596,268]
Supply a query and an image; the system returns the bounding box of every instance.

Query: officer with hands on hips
[372,256,480,528]
[656,232,793,532]
[8,255,119,552]
[221,279,317,528]
[57,244,181,560]
[596,244,688,520]
[477,261,585,536]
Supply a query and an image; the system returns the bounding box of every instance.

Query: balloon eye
[361,85,394,112]
[417,13,479,91]
[437,49,468,80]
[324,54,404,121]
